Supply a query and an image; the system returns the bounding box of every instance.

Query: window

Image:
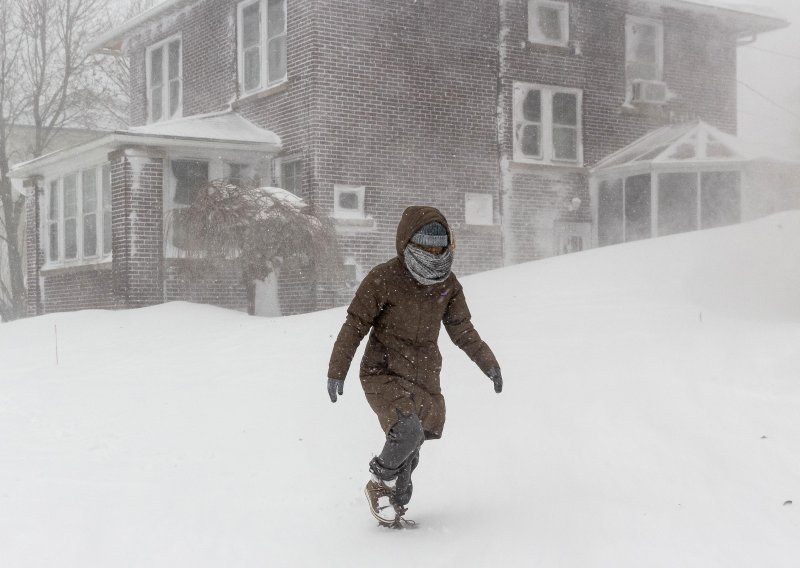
[44,165,111,266]
[237,0,287,96]
[528,0,569,46]
[63,174,78,260]
[280,159,303,198]
[513,83,582,164]
[48,181,59,262]
[333,185,365,219]
[626,16,663,86]
[171,160,209,206]
[102,165,112,256]
[81,169,98,257]
[146,35,182,123]
[465,193,493,225]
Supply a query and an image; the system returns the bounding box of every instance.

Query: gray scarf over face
[404,245,453,285]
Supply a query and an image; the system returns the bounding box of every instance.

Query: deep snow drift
[1,212,799,567]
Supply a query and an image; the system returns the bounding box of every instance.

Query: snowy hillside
[1,212,799,567]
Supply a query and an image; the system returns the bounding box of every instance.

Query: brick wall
[42,267,118,313]
[110,148,164,308]
[24,180,42,316]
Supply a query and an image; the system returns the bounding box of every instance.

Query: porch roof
[591,120,799,177]
[10,111,281,182]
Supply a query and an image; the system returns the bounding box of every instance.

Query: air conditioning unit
[631,79,668,105]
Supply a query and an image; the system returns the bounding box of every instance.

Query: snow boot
[364,476,413,528]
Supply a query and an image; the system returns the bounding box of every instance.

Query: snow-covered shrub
[166,178,341,314]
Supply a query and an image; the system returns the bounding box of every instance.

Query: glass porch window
[102,164,112,256]
[63,174,78,260]
[48,180,60,262]
[81,168,98,257]
[624,174,651,242]
[658,173,698,236]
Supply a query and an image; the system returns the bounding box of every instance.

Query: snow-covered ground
[1,212,799,567]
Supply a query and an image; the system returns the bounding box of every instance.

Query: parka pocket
[360,341,388,375]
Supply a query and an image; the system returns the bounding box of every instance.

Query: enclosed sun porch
[590,121,800,247]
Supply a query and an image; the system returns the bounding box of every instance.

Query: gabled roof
[591,120,799,176]
[88,0,788,55]
[10,111,281,182]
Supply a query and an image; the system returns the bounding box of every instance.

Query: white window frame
[237,0,287,96]
[528,0,570,47]
[513,83,583,165]
[43,164,112,268]
[333,185,365,219]
[145,33,183,123]
[625,16,664,85]
[464,193,494,226]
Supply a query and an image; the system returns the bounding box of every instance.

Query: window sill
[509,160,586,174]
[232,79,289,108]
[334,217,376,231]
[619,101,669,119]
[524,40,578,55]
[41,259,112,276]
[454,223,502,235]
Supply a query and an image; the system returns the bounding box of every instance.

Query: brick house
[11,0,788,317]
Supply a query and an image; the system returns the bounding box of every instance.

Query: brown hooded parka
[327,206,498,439]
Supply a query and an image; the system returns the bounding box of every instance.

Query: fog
[732,0,800,158]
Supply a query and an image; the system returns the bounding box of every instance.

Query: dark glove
[327,378,344,402]
[486,367,503,394]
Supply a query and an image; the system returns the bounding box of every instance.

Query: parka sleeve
[327,272,384,381]
[442,284,499,374]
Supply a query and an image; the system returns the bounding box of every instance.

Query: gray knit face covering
[404,245,453,285]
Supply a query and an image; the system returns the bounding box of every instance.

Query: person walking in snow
[327,205,503,527]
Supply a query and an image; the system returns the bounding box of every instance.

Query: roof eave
[668,0,790,37]
[86,0,201,55]
[10,131,280,178]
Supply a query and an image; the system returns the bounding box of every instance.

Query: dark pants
[369,414,425,506]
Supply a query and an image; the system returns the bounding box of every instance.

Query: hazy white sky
[728,0,800,157]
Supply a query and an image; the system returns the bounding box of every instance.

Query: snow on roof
[126,111,281,147]
[10,112,280,183]
[87,0,201,54]
[652,0,788,35]
[592,120,799,175]
[256,186,307,209]
[676,0,783,21]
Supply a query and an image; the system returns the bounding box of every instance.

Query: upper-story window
[528,0,569,47]
[146,35,182,123]
[513,83,582,165]
[44,164,112,266]
[626,16,665,104]
[237,0,287,96]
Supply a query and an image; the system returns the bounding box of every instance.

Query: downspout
[496,0,513,266]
